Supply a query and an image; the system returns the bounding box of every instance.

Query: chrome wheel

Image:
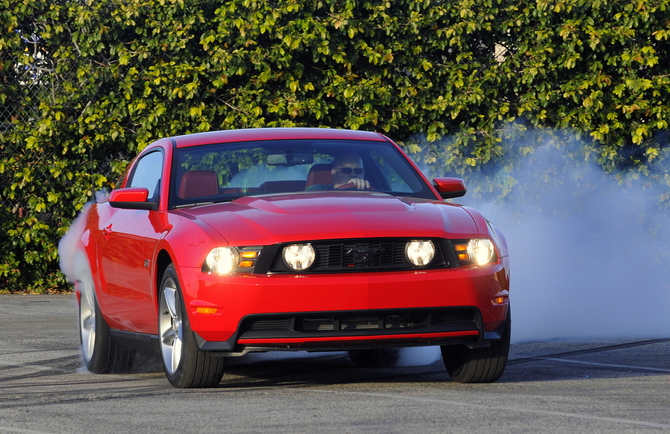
[74,252,134,374]
[78,266,97,364]
[158,264,225,388]
[159,274,183,375]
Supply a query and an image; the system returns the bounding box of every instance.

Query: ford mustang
[71,128,511,388]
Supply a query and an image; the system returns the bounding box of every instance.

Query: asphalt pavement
[0,294,669,433]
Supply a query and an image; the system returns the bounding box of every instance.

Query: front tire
[441,308,511,383]
[76,253,134,374]
[158,264,225,388]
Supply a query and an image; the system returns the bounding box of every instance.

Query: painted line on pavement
[532,356,670,373]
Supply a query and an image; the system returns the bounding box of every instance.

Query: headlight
[283,244,315,271]
[405,240,435,266]
[202,247,261,275]
[203,247,239,275]
[454,239,497,266]
[468,239,495,265]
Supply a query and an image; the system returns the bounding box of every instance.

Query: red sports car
[72,128,511,388]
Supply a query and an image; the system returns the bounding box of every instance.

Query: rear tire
[441,308,511,383]
[158,264,225,388]
[76,253,134,374]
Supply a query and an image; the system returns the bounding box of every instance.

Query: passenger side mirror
[433,177,466,199]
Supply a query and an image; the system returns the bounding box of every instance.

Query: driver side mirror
[109,188,157,210]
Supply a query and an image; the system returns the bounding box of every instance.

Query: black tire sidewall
[78,264,113,374]
[441,307,511,383]
[159,265,224,388]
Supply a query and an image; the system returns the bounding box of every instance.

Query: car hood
[174,191,479,245]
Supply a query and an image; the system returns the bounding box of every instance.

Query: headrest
[178,170,219,199]
[306,164,333,187]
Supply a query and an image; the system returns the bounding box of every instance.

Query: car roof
[169,128,391,148]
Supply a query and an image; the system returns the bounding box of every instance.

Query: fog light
[406,240,435,266]
[283,244,315,271]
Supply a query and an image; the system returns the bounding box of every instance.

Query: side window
[129,151,163,199]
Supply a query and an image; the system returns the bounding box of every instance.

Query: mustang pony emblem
[346,246,385,264]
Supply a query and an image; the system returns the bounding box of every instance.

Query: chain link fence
[1,35,127,214]
[1,41,38,288]
[0,37,44,129]
[1,33,131,291]
[1,36,46,217]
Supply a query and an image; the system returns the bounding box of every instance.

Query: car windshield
[169,139,435,208]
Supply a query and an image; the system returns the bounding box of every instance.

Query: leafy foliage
[1,0,668,291]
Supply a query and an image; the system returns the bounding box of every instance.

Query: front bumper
[176,262,509,355]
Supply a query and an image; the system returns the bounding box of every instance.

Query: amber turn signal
[196,307,218,314]
[491,290,509,306]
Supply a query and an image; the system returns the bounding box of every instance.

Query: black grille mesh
[238,307,480,340]
[267,238,450,273]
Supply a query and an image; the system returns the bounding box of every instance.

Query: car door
[97,150,165,334]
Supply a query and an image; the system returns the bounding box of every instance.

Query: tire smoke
[456,142,670,343]
[57,203,92,284]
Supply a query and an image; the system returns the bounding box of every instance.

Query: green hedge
[1,0,669,291]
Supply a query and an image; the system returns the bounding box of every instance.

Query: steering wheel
[336,182,374,190]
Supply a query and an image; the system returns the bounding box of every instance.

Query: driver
[308,153,371,190]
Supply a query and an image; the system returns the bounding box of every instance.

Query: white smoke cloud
[459,141,670,343]
[57,203,92,284]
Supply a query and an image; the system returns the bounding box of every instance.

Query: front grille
[263,238,451,273]
[237,307,480,340]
